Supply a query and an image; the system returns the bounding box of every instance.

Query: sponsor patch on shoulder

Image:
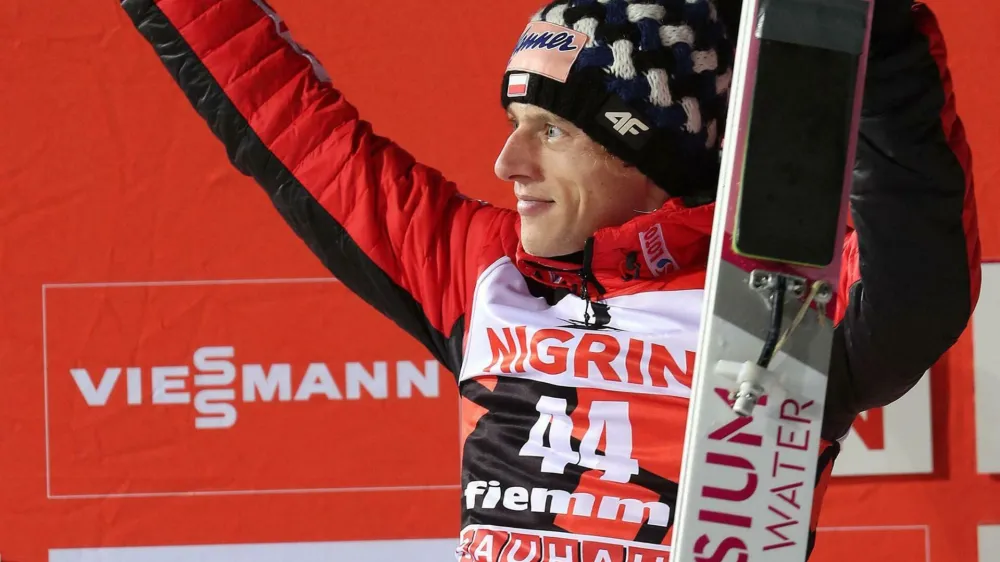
[639,223,677,277]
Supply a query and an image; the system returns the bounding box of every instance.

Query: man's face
[495,103,667,258]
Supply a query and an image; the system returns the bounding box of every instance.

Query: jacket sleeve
[120,0,509,374]
[823,2,982,440]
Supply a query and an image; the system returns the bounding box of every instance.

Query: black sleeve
[822,2,981,440]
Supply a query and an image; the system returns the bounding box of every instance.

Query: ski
[672,0,874,560]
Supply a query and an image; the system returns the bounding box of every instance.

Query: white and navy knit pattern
[505,0,735,199]
[534,0,731,149]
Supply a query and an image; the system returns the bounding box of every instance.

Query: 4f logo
[605,112,649,137]
[599,97,653,149]
[520,396,640,483]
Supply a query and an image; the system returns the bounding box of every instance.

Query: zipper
[522,238,606,327]
[579,237,606,327]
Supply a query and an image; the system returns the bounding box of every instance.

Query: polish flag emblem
[507,73,530,97]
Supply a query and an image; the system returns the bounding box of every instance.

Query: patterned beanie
[501,0,734,200]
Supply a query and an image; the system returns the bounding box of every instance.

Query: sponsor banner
[0,0,996,559]
[49,538,458,562]
[43,280,458,497]
[832,372,934,476]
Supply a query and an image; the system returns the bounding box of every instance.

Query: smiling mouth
[516,198,555,217]
[515,191,555,202]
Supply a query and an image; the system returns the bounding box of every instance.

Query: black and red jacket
[121,0,980,558]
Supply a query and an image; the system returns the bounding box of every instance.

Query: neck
[513,196,717,299]
[549,250,584,264]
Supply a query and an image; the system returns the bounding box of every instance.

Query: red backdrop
[0,1,997,561]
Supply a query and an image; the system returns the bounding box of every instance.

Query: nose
[494,131,540,184]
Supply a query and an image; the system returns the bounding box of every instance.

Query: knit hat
[501,0,734,200]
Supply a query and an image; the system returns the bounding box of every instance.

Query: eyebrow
[508,108,571,127]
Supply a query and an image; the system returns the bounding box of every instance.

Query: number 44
[519,396,640,484]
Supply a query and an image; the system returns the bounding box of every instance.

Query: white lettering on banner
[592,551,614,562]
[475,534,496,560]
[464,481,672,527]
[974,262,1000,474]
[832,372,933,477]
[978,524,1000,562]
[692,388,813,558]
[479,325,694,397]
[547,542,574,562]
[521,396,640,483]
[70,346,440,429]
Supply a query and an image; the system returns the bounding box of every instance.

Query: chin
[519,224,579,258]
[519,226,555,257]
[519,237,551,258]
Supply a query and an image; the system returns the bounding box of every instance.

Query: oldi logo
[70,346,440,429]
[638,223,676,277]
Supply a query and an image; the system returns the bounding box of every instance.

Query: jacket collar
[514,197,716,299]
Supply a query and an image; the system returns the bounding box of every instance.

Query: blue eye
[546,124,564,139]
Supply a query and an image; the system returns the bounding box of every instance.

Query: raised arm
[121,0,509,374]
[824,1,982,439]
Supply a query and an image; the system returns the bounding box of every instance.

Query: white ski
[672,0,875,560]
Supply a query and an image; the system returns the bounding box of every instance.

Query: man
[120,0,979,558]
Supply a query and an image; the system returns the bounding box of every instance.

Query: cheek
[548,167,583,208]
[582,167,639,220]
[545,152,636,224]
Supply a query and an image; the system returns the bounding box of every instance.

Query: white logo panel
[975,262,1000,474]
[980,524,1000,562]
[832,372,933,476]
